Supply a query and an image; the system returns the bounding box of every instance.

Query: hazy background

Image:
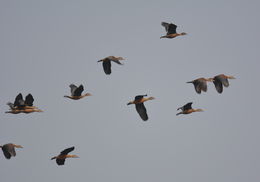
[1,0,260,182]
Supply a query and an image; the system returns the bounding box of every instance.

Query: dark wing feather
[56,158,65,165]
[25,94,34,106]
[8,147,16,157]
[195,80,207,93]
[193,80,202,94]
[135,103,148,121]
[2,144,16,159]
[200,80,208,92]
[60,147,74,155]
[161,22,169,32]
[73,85,84,96]
[14,93,24,107]
[167,23,177,34]
[194,85,202,94]
[213,79,223,93]
[162,22,177,34]
[69,84,78,95]
[103,60,111,75]
[218,76,229,87]
[183,102,193,111]
[2,149,11,159]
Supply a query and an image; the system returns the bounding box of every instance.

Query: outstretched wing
[8,146,16,157]
[161,22,170,32]
[193,80,202,94]
[69,84,78,95]
[194,80,207,93]
[25,94,34,106]
[102,60,112,75]
[2,144,16,159]
[60,146,74,155]
[3,150,11,159]
[213,79,223,93]
[73,85,84,96]
[14,93,24,107]
[56,158,65,165]
[167,23,177,34]
[161,22,177,34]
[183,102,193,111]
[218,76,229,87]
[135,103,148,121]
[199,80,208,92]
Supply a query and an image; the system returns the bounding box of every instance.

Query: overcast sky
[1,0,260,182]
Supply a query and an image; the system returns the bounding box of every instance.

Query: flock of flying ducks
[1,22,235,165]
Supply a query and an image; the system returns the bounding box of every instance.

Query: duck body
[98,56,124,75]
[51,147,79,166]
[176,102,203,115]
[127,94,155,121]
[187,77,213,94]
[160,22,187,39]
[0,143,23,159]
[213,74,235,93]
[64,84,91,100]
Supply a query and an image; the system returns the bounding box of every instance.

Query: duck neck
[83,93,91,97]
[66,155,78,158]
[227,76,235,79]
[144,97,155,102]
[194,109,203,112]
[14,144,23,148]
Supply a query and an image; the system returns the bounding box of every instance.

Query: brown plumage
[213,74,235,93]
[5,93,42,114]
[0,143,23,159]
[51,146,79,166]
[98,56,124,75]
[176,102,203,116]
[160,22,187,39]
[187,78,213,94]
[127,94,155,121]
[5,108,43,114]
[64,84,92,100]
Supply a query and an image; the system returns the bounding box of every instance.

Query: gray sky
[1,0,260,182]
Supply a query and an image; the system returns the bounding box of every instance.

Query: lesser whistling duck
[160,22,187,39]
[212,74,235,93]
[176,102,203,116]
[0,143,23,159]
[98,56,124,75]
[187,78,214,94]
[51,146,79,165]
[64,84,91,100]
[127,94,155,121]
[5,93,42,114]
